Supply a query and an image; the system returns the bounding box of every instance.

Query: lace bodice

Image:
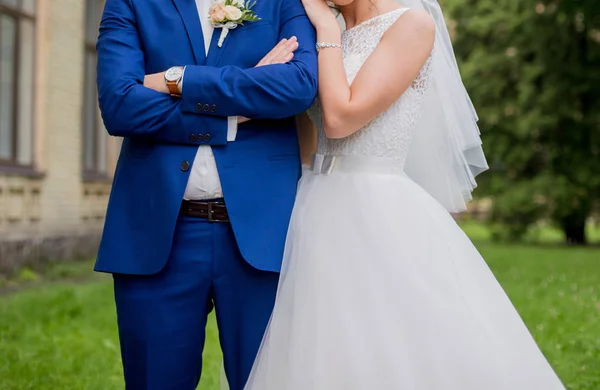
[307,8,432,168]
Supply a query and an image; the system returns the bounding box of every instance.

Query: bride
[244,0,565,389]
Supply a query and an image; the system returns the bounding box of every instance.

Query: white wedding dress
[244,8,565,390]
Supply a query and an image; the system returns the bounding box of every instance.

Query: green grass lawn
[1,233,600,389]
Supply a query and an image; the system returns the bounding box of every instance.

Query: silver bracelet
[316,42,342,52]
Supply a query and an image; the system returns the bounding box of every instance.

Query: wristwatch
[165,66,184,97]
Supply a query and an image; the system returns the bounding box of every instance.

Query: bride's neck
[340,0,402,30]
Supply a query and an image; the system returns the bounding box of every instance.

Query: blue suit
[94,0,317,388]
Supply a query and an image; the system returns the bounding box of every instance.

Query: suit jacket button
[204,134,212,142]
[210,104,217,113]
[189,134,197,142]
[203,104,210,112]
[195,103,203,112]
[180,161,190,172]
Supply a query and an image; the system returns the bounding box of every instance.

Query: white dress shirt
[183,0,238,200]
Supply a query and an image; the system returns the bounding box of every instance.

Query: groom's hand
[143,72,169,94]
[237,37,299,124]
[256,37,299,67]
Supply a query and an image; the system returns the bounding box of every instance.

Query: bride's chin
[327,0,355,7]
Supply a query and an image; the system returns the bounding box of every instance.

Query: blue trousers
[113,216,279,390]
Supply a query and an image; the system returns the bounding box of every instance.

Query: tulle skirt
[244,156,565,390]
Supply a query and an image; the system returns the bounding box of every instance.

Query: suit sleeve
[96,0,228,145]
[179,0,319,119]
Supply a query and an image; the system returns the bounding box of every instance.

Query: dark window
[82,0,106,177]
[0,0,35,166]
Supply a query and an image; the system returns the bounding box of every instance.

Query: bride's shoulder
[383,8,435,49]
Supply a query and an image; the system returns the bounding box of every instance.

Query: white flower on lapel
[209,0,261,47]
[224,5,243,20]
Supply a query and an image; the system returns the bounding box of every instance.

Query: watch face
[165,67,183,82]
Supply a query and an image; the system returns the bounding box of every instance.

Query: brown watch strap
[166,80,181,97]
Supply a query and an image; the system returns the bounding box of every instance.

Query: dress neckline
[342,7,409,35]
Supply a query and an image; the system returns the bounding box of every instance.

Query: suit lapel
[172,0,207,64]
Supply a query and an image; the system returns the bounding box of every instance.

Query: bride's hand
[301,0,337,30]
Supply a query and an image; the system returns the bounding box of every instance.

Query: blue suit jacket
[94,0,318,275]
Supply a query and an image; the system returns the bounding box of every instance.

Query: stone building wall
[0,0,116,274]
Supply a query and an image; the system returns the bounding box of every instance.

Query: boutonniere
[209,0,260,47]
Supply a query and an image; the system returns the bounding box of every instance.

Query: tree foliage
[443,0,600,243]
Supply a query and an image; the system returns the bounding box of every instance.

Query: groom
[94,0,317,389]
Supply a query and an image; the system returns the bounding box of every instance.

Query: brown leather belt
[179,199,230,222]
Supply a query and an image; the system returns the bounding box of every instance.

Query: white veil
[400,0,488,213]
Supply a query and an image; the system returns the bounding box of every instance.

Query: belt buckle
[207,202,215,222]
[311,154,336,175]
[207,201,227,223]
[322,155,336,175]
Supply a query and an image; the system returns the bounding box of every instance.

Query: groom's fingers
[270,37,299,64]
[282,52,294,63]
[274,48,296,64]
[265,38,289,64]
[263,38,291,65]
[256,36,299,67]
[256,38,288,67]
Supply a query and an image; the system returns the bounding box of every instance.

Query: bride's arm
[301,2,435,139]
[296,112,318,166]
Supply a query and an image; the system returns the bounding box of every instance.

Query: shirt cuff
[227,117,238,142]
[179,66,186,93]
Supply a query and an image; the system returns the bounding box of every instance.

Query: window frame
[0,2,36,170]
[81,0,109,181]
